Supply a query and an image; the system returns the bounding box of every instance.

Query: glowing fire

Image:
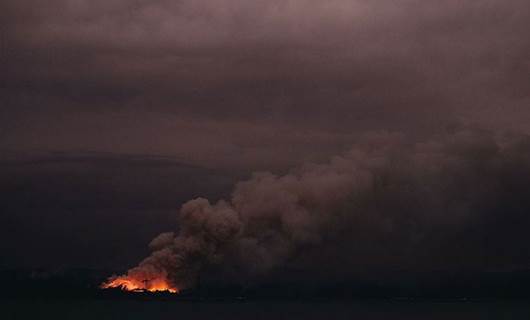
[101,276,178,293]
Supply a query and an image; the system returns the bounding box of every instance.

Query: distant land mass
[3,267,530,301]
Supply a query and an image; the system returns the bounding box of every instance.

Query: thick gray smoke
[122,129,530,289]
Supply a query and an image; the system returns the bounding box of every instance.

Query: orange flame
[101,275,178,293]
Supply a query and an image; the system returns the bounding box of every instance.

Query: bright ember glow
[101,276,178,293]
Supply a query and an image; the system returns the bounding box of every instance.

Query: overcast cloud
[1,0,529,269]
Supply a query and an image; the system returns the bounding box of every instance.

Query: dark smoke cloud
[1,0,529,271]
[121,129,530,289]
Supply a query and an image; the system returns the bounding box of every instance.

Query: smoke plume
[112,129,530,290]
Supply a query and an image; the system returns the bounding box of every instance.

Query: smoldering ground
[114,129,530,289]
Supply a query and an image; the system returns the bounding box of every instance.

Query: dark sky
[1,0,530,270]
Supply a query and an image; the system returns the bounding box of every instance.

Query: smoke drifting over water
[108,129,530,290]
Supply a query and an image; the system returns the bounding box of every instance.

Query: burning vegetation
[101,275,178,293]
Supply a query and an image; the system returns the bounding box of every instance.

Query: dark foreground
[4,268,530,319]
[3,299,530,320]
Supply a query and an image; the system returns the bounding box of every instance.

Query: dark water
[3,300,530,319]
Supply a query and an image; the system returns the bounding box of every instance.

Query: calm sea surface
[3,299,530,319]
